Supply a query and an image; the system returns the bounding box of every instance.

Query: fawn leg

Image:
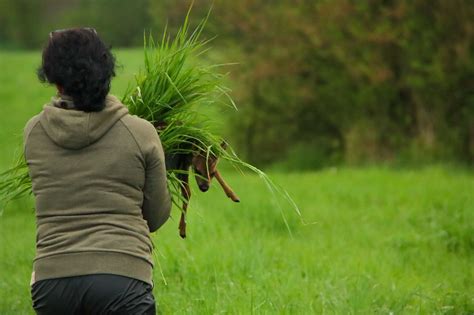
[178,173,191,238]
[214,169,240,202]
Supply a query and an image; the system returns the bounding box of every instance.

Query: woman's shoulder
[119,113,161,154]
[23,113,43,144]
[120,114,156,137]
[104,94,157,139]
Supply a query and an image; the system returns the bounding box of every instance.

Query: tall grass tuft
[0,155,31,213]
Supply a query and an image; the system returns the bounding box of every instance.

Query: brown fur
[155,123,239,238]
[177,144,239,238]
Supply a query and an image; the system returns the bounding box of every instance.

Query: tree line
[1,0,472,168]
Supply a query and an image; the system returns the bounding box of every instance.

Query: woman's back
[27,27,170,314]
[24,94,171,286]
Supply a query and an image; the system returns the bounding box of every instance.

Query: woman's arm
[142,130,172,232]
[121,115,172,232]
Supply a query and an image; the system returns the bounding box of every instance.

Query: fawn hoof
[232,196,240,203]
[179,222,186,239]
[199,184,209,192]
[179,226,186,238]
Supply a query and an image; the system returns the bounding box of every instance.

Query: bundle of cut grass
[122,11,233,208]
[0,10,301,236]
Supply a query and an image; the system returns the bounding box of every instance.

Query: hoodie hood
[40,94,129,150]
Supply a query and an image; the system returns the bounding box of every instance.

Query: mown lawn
[0,50,473,314]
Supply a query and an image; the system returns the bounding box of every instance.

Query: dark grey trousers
[31,274,156,315]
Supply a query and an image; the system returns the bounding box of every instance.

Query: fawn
[164,142,240,238]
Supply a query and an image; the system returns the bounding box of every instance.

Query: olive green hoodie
[24,94,171,286]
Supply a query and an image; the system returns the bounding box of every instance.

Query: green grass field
[0,51,473,314]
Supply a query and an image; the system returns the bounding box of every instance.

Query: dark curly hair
[37,28,116,112]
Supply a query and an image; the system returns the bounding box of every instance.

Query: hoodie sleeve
[141,124,172,232]
[122,116,172,232]
[23,114,42,152]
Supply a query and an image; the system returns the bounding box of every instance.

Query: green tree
[206,0,474,167]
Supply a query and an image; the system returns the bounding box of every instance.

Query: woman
[24,27,171,314]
